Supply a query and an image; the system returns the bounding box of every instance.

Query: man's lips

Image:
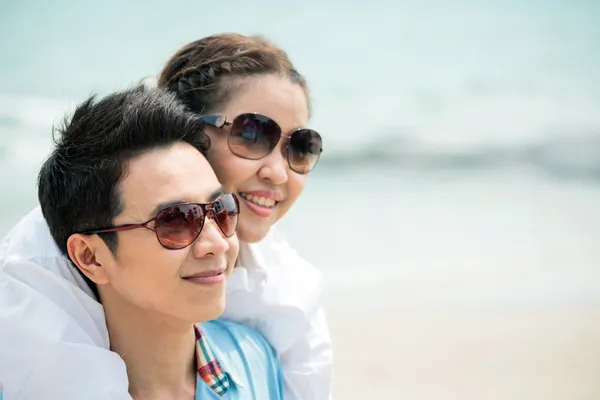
[182,269,226,284]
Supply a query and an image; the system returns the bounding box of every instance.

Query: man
[0,86,283,399]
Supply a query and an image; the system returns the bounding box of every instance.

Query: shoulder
[259,227,324,305]
[0,206,95,296]
[202,319,277,357]
[1,206,63,264]
[258,226,322,282]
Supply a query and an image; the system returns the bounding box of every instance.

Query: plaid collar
[194,323,230,396]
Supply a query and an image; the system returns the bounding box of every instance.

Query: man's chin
[192,298,227,323]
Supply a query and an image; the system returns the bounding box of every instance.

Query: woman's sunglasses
[201,113,323,174]
[80,194,240,250]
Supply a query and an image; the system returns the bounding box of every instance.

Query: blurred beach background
[2,0,600,398]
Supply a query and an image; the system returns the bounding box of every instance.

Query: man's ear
[66,234,113,285]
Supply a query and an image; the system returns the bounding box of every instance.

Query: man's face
[95,142,239,323]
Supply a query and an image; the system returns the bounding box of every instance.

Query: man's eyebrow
[209,187,226,202]
[148,199,186,219]
[148,187,226,218]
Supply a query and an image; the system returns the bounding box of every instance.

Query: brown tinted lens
[229,113,281,160]
[287,129,322,174]
[155,204,203,249]
[212,194,239,237]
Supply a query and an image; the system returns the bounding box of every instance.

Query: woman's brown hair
[158,33,310,115]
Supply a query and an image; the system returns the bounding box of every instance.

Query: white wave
[0,94,72,128]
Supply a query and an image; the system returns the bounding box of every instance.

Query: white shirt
[0,206,333,399]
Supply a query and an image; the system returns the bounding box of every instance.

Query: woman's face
[204,74,311,243]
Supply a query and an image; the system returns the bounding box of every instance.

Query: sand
[327,301,600,400]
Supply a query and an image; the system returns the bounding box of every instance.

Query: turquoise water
[1,1,600,306]
[2,0,600,174]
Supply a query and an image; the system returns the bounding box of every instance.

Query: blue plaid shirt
[194,320,284,399]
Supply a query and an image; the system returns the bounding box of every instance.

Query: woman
[0,34,332,399]
[158,34,332,400]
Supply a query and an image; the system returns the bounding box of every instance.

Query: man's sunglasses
[201,113,323,174]
[80,194,239,250]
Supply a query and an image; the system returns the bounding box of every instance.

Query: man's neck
[101,288,197,399]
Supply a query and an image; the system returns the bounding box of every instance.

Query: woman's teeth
[240,193,276,208]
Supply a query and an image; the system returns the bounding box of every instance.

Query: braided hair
[158,33,310,115]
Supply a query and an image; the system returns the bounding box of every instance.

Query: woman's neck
[101,289,197,399]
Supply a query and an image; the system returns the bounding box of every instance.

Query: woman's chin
[236,219,272,243]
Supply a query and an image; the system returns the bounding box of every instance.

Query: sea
[1,0,600,312]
